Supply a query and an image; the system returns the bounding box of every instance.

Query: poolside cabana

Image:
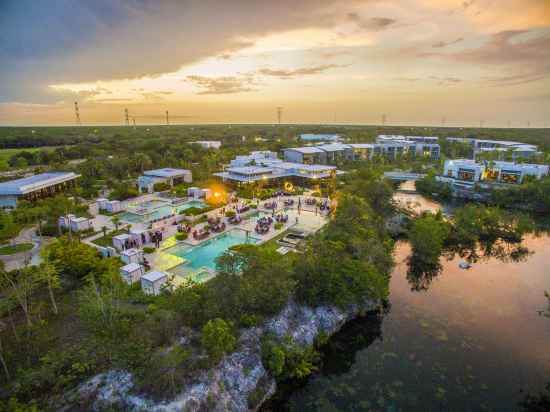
[120,262,145,284]
[105,200,122,213]
[112,233,131,251]
[120,248,142,265]
[141,271,169,295]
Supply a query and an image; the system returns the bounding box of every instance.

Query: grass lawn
[91,228,129,248]
[0,147,56,170]
[0,242,34,255]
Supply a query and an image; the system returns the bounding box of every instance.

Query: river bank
[56,299,380,411]
[265,234,550,411]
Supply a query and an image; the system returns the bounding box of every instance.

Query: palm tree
[112,216,121,232]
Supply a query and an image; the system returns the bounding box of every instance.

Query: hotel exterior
[446,138,541,160]
[214,151,341,187]
[0,172,80,208]
[138,168,192,193]
[438,159,549,187]
[283,135,440,165]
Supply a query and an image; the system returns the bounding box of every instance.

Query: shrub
[175,232,188,241]
[183,206,205,216]
[225,210,236,218]
[153,182,171,192]
[274,222,283,230]
[143,247,155,254]
[201,318,236,363]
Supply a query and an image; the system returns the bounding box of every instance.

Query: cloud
[425,29,550,86]
[429,76,463,86]
[393,76,462,85]
[0,0,350,103]
[141,91,174,101]
[257,64,345,79]
[186,75,257,95]
[347,13,396,31]
[432,37,464,48]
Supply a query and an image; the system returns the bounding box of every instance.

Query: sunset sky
[1,0,549,127]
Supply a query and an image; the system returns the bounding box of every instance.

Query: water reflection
[272,235,550,412]
[406,255,442,292]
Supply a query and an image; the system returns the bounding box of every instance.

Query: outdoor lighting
[214,192,220,198]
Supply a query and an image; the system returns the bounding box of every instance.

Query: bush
[201,318,236,363]
[182,206,206,216]
[143,247,155,254]
[261,336,320,381]
[274,222,283,230]
[175,232,188,241]
[153,182,171,192]
[225,210,236,218]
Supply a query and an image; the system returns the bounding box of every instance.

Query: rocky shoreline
[57,299,379,412]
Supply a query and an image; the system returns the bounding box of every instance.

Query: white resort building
[299,133,342,142]
[138,168,192,193]
[0,172,80,208]
[446,138,541,160]
[214,151,341,186]
[439,159,549,186]
[193,141,222,149]
[283,135,440,164]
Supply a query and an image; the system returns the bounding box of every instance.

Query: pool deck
[146,195,330,282]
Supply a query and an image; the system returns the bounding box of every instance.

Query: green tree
[200,318,236,363]
[35,262,61,315]
[0,267,40,326]
[408,212,450,265]
[111,216,121,231]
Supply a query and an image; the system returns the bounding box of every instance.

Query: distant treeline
[0,125,548,150]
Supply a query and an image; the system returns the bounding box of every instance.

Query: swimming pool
[120,200,206,223]
[165,229,259,272]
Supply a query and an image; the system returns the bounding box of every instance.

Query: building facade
[440,159,549,185]
[138,168,192,193]
[0,172,80,208]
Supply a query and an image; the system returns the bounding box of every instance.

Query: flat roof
[300,133,340,140]
[143,168,191,178]
[348,143,376,149]
[121,262,142,272]
[121,248,140,256]
[0,172,80,196]
[226,166,274,175]
[284,147,325,154]
[316,143,351,152]
[142,270,167,282]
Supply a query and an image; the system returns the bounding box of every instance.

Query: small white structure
[138,168,192,193]
[96,198,109,209]
[120,262,145,284]
[120,248,142,265]
[187,187,212,200]
[70,217,92,232]
[112,233,131,251]
[141,271,169,296]
[58,214,92,232]
[105,200,121,213]
[88,201,99,216]
[130,228,150,247]
[193,141,222,149]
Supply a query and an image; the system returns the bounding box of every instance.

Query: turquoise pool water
[166,229,259,271]
[120,200,206,223]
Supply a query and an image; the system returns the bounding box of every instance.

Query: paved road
[0,226,44,271]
